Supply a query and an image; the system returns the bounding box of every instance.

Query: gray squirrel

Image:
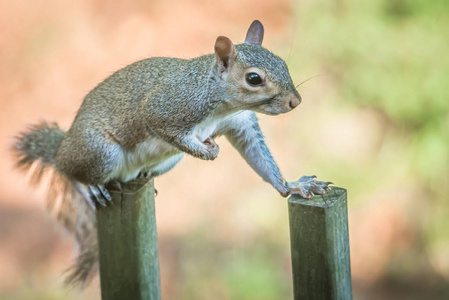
[13,20,331,285]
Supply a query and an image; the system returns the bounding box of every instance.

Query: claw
[287,175,333,199]
[106,180,122,192]
[98,185,112,202]
[138,171,151,179]
[88,185,112,207]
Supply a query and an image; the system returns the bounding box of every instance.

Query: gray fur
[12,20,331,287]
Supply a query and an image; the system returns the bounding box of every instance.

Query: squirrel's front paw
[286,175,332,199]
[200,137,219,160]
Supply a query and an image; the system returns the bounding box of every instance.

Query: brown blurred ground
[1,0,448,299]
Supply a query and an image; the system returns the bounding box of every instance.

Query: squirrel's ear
[214,36,236,74]
[245,20,264,45]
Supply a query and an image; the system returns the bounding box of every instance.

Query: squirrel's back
[67,55,216,149]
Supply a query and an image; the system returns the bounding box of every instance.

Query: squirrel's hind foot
[88,184,112,207]
[137,171,151,179]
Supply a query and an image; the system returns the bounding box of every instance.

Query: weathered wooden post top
[96,178,161,300]
[288,187,352,300]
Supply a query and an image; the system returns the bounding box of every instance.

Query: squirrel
[13,20,331,286]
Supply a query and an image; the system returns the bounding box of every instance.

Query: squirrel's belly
[108,136,180,182]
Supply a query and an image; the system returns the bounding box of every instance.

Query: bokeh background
[1,0,448,299]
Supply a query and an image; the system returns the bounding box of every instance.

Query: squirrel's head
[214,20,301,116]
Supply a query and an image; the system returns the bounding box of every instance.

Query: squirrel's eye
[245,72,263,86]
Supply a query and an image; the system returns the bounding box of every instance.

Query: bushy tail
[13,122,99,287]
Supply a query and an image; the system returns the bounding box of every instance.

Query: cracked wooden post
[288,187,352,300]
[96,178,161,300]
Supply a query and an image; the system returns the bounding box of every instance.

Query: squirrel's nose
[289,95,301,109]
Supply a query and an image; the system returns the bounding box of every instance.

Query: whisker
[219,110,247,123]
[218,97,273,116]
[286,24,296,63]
[209,98,273,125]
[295,74,321,88]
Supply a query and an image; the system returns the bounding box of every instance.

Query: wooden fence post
[288,187,352,300]
[96,178,161,300]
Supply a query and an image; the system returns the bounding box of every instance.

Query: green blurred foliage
[293,0,448,246]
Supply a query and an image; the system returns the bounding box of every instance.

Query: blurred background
[0,0,448,299]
